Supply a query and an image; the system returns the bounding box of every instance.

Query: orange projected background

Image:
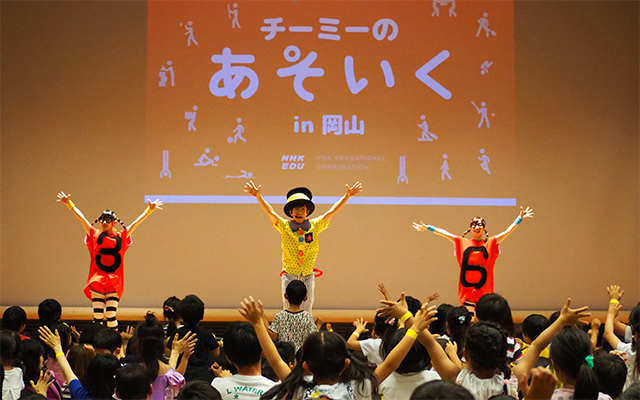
[146,1,515,199]
[1,1,638,312]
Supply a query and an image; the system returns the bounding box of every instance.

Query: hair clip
[387,318,397,325]
[458,315,466,323]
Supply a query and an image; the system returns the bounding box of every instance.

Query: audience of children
[2,283,639,400]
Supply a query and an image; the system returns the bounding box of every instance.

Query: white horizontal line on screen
[144,195,517,206]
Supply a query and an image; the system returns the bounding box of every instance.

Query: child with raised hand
[604,293,639,391]
[347,314,398,367]
[244,182,362,312]
[20,339,63,400]
[56,191,163,329]
[239,296,435,400]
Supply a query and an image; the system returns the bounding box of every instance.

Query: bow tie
[290,219,310,233]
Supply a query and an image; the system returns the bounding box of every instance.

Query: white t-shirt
[298,380,373,400]
[2,367,25,400]
[617,341,639,391]
[551,387,611,400]
[359,338,384,366]
[456,368,518,400]
[211,374,277,400]
[379,370,441,400]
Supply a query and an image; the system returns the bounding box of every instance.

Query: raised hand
[57,191,71,204]
[353,318,369,335]
[378,283,391,301]
[345,182,363,198]
[559,298,591,326]
[148,199,163,211]
[520,206,534,220]
[413,222,430,232]
[239,296,265,325]
[411,304,438,333]
[172,331,197,354]
[607,285,625,301]
[38,326,63,353]
[377,292,409,319]
[31,370,54,396]
[244,181,261,197]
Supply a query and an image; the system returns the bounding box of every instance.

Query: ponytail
[136,313,165,379]
[574,362,599,400]
[93,210,126,232]
[550,328,599,400]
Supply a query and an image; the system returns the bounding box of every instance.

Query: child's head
[549,327,599,400]
[20,339,44,385]
[85,353,121,400]
[163,296,181,322]
[430,303,454,335]
[262,341,296,381]
[285,280,307,306]
[522,314,551,344]
[383,328,430,374]
[135,313,165,378]
[78,321,108,345]
[410,380,474,400]
[178,294,205,326]
[475,293,515,336]
[224,322,262,368]
[592,350,627,399]
[1,330,21,366]
[177,381,222,400]
[445,306,471,353]
[404,296,422,316]
[2,306,27,333]
[40,322,70,359]
[94,328,123,356]
[38,299,62,326]
[463,217,488,241]
[115,363,154,400]
[372,313,396,339]
[94,210,126,232]
[67,344,95,386]
[464,322,509,376]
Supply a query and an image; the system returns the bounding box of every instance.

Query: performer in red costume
[413,207,533,311]
[57,191,163,328]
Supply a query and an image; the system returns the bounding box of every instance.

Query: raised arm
[38,326,79,384]
[604,301,622,350]
[57,191,92,236]
[126,199,163,237]
[494,206,534,244]
[607,285,629,336]
[244,181,279,225]
[239,297,291,382]
[321,182,362,223]
[512,298,590,387]
[346,318,369,351]
[413,222,456,243]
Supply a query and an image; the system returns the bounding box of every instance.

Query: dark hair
[549,311,561,324]
[93,210,127,231]
[177,381,222,400]
[404,296,422,316]
[372,313,395,338]
[475,293,515,336]
[592,350,627,399]
[39,323,70,360]
[20,339,44,385]
[178,295,205,326]
[462,217,488,241]
[2,306,27,332]
[66,345,95,386]
[85,354,121,400]
[445,306,471,357]
[383,328,430,374]
[377,314,399,361]
[94,328,122,353]
[629,302,640,379]
[1,330,21,364]
[37,299,62,326]
[617,381,640,400]
[18,394,47,400]
[410,380,475,400]
[116,363,153,400]
[163,296,181,339]
[261,332,377,399]
[285,280,307,306]
[550,327,598,400]
[224,322,262,367]
[262,341,296,381]
[522,314,551,342]
[135,312,165,379]
[430,303,454,335]
[465,322,511,379]
[78,321,108,345]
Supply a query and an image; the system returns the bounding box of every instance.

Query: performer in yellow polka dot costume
[244,181,363,312]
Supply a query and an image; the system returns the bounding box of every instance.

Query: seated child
[211,322,277,400]
[521,313,551,367]
[2,306,29,340]
[268,281,317,351]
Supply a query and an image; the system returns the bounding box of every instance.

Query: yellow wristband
[406,329,418,340]
[328,328,333,332]
[400,312,413,323]
[351,331,360,338]
[144,206,154,215]
[66,200,75,210]
[55,352,64,358]
[610,299,619,304]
